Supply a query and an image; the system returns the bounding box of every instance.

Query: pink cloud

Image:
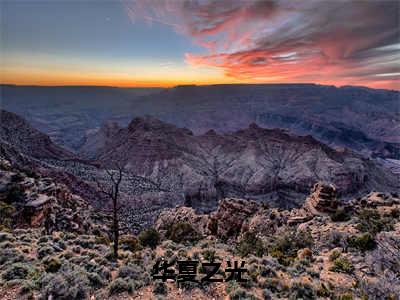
[125,0,400,89]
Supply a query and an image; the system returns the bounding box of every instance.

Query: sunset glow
[1,1,399,89]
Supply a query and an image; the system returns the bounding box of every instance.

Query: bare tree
[93,162,124,260]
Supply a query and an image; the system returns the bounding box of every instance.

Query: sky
[1,0,399,89]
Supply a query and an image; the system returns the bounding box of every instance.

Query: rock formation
[154,205,209,237]
[83,116,398,212]
[303,182,339,214]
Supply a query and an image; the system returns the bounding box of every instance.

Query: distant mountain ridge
[1,83,399,158]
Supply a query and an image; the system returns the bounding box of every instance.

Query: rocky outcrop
[154,198,288,240]
[208,198,259,239]
[154,205,209,237]
[0,158,110,235]
[244,208,288,237]
[303,182,339,215]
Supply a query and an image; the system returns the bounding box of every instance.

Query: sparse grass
[228,287,259,300]
[330,257,354,274]
[347,233,376,252]
[289,281,316,300]
[356,209,394,235]
[331,208,351,222]
[37,245,54,259]
[0,201,16,228]
[237,231,265,257]
[166,222,200,244]
[329,250,341,261]
[43,257,62,273]
[2,263,32,281]
[108,278,131,295]
[119,235,141,252]
[153,281,168,295]
[138,228,160,249]
[202,249,217,262]
[39,264,90,299]
[268,229,314,266]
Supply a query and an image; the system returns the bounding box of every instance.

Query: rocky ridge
[0,157,110,235]
[87,116,398,211]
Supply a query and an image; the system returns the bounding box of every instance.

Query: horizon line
[1,82,398,92]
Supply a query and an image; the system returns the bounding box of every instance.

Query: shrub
[44,257,62,273]
[39,264,90,300]
[298,248,313,260]
[84,260,111,282]
[87,272,105,289]
[109,278,131,295]
[60,251,73,260]
[153,281,167,295]
[118,265,143,280]
[119,235,141,252]
[269,229,313,266]
[356,209,393,235]
[316,283,331,297]
[75,236,94,249]
[166,222,200,243]
[237,232,265,257]
[0,201,16,228]
[202,249,217,262]
[329,250,341,262]
[0,248,24,267]
[330,257,354,274]
[55,240,66,251]
[38,236,50,244]
[262,289,272,300]
[117,264,150,288]
[64,232,77,240]
[338,294,354,300]
[19,279,36,295]
[228,287,259,300]
[208,218,218,235]
[347,233,376,252]
[327,230,346,248]
[2,263,31,281]
[389,208,400,219]
[289,282,316,300]
[72,246,81,254]
[138,228,160,249]
[37,246,54,259]
[331,208,351,222]
[0,232,14,243]
[94,235,110,245]
[0,224,11,232]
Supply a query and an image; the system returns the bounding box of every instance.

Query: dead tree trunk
[94,162,124,260]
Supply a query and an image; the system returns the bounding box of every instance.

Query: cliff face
[85,116,398,211]
[0,110,74,160]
